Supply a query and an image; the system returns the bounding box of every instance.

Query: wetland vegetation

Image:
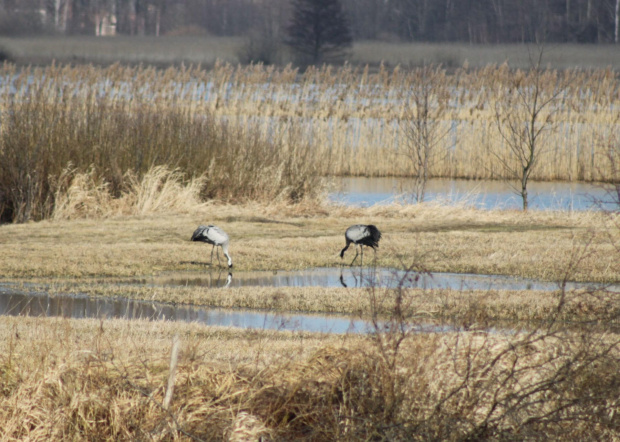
[0,58,619,439]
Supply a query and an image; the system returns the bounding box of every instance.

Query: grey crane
[339,224,381,266]
[191,225,233,268]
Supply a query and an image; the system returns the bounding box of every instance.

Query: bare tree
[402,65,451,203]
[285,0,353,65]
[493,45,569,211]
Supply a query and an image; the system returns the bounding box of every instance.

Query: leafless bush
[493,46,571,211]
[328,249,620,439]
[402,65,452,202]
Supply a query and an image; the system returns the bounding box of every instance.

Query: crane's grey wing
[191,225,210,242]
[346,224,381,248]
[206,225,230,245]
[345,225,370,242]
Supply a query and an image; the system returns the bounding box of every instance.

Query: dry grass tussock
[52,166,208,220]
[0,315,618,440]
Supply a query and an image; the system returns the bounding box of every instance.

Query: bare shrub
[402,65,452,202]
[493,46,571,211]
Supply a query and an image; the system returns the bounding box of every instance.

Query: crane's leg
[210,245,215,264]
[360,246,364,266]
[349,245,360,266]
[339,269,348,287]
[216,246,222,266]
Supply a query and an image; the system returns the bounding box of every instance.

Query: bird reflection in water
[339,267,367,288]
[211,270,233,288]
[224,272,233,288]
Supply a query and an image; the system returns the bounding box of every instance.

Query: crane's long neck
[222,243,232,268]
[340,241,351,258]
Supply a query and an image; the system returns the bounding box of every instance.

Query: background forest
[1,0,620,44]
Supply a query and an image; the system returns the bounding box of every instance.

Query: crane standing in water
[191,225,233,268]
[339,224,381,266]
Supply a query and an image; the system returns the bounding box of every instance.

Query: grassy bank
[2,36,620,70]
[0,203,618,327]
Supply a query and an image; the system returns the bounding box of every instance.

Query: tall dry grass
[0,64,323,222]
[51,166,208,220]
[0,295,618,440]
[1,62,619,221]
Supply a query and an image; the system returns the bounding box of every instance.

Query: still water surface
[2,267,614,333]
[0,285,452,334]
[152,267,614,292]
[329,177,615,211]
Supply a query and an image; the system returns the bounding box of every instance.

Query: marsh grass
[1,62,618,220]
[0,63,619,222]
[0,64,323,222]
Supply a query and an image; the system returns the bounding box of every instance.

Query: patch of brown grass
[0,316,617,440]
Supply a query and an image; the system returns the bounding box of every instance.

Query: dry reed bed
[0,316,618,440]
[0,70,322,222]
[2,62,618,183]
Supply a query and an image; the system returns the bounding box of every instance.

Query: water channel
[0,283,456,335]
[1,267,615,334]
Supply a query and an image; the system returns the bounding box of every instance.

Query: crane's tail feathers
[366,225,382,248]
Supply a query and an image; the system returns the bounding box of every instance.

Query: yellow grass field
[0,42,619,439]
[2,36,620,70]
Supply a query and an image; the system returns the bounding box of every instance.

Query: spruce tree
[286,0,352,65]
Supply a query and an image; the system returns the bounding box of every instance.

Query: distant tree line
[1,0,619,43]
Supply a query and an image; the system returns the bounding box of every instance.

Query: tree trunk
[616,0,620,43]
